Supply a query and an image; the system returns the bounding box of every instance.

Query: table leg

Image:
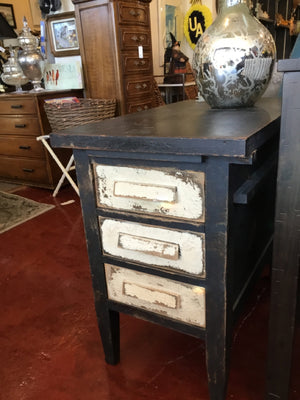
[97,303,120,365]
[206,324,229,400]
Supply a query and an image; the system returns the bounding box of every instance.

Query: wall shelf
[253,0,293,59]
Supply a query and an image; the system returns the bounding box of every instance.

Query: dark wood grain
[266,59,300,400]
[0,89,83,188]
[50,98,281,157]
[72,0,154,115]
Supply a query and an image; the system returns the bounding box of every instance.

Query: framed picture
[46,12,80,57]
[0,3,16,28]
[157,0,184,66]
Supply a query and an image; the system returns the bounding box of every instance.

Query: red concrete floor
[0,185,299,400]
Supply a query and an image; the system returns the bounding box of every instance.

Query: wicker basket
[44,98,117,131]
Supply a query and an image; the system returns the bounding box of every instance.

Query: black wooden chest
[50,97,281,400]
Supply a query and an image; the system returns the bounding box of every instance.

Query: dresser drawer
[105,264,206,327]
[119,27,151,50]
[0,137,44,158]
[117,2,149,25]
[100,219,205,275]
[124,77,152,97]
[122,53,152,74]
[127,99,152,113]
[0,116,41,135]
[0,156,48,183]
[0,98,36,115]
[94,165,205,222]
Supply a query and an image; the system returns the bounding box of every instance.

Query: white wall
[59,0,74,12]
[8,0,74,31]
[150,0,216,76]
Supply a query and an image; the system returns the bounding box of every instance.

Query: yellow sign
[184,4,213,49]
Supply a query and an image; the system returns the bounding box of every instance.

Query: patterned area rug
[0,181,25,193]
[0,191,55,234]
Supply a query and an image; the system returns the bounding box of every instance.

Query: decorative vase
[192,0,276,108]
[17,17,44,92]
[1,47,29,92]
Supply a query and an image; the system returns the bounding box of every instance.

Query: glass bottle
[192,0,276,108]
[17,17,44,92]
[1,47,29,92]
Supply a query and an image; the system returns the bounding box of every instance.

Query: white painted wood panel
[105,264,206,327]
[114,181,177,202]
[100,219,205,275]
[118,233,180,260]
[94,164,205,222]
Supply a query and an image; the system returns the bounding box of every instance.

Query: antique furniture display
[251,0,294,59]
[266,59,300,399]
[157,79,196,104]
[0,89,83,188]
[72,0,155,115]
[155,63,199,104]
[40,98,117,197]
[50,97,281,400]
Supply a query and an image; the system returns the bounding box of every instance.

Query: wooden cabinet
[50,97,281,400]
[0,90,83,188]
[72,0,155,115]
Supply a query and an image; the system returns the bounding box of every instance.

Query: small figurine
[256,2,270,19]
[164,33,189,83]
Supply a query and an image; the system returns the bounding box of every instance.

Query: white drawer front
[105,264,206,328]
[94,165,204,222]
[100,219,205,275]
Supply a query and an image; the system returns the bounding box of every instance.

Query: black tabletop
[50,97,281,158]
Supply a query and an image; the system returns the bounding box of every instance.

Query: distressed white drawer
[105,264,206,328]
[100,219,205,275]
[94,165,205,222]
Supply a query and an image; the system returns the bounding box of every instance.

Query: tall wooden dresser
[0,90,83,188]
[72,0,154,115]
[50,98,281,400]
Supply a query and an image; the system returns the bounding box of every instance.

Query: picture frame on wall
[0,3,16,28]
[157,0,184,66]
[46,12,80,57]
